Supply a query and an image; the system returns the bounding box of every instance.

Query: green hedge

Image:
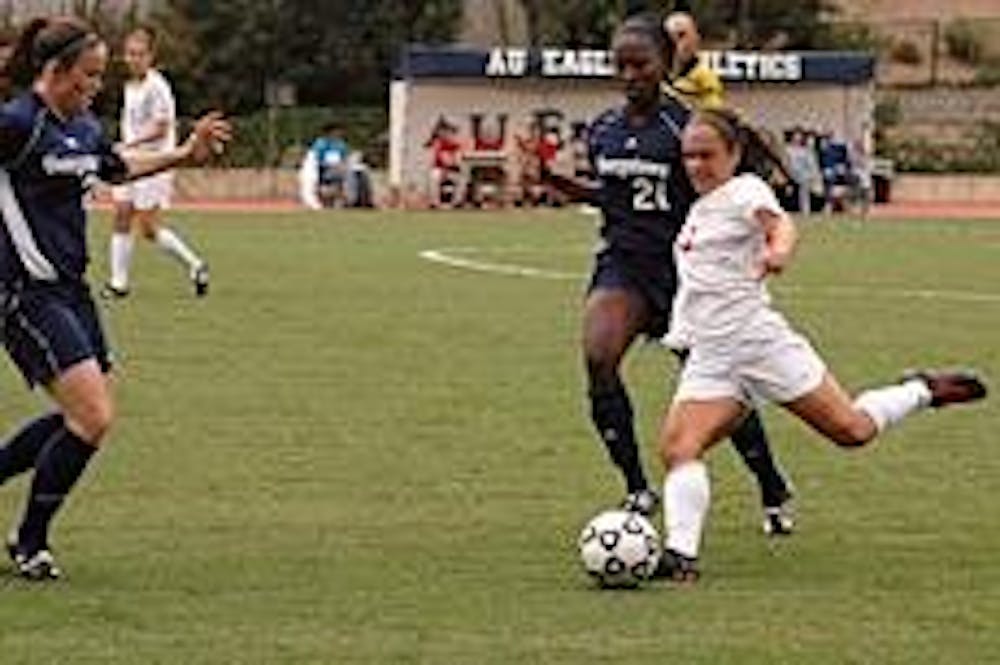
[220,106,388,168]
[882,122,1000,173]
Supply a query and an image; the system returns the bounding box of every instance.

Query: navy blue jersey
[588,100,696,256]
[0,92,126,284]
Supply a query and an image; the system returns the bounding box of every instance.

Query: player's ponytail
[3,16,99,89]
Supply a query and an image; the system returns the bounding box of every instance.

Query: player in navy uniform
[545,15,794,531]
[0,16,230,580]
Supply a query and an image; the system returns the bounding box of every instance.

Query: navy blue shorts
[587,248,678,338]
[1,281,112,387]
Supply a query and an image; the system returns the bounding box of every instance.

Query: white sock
[663,460,711,559]
[853,380,932,433]
[155,227,203,273]
[109,232,134,290]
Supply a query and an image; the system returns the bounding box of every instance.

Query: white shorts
[111,172,173,211]
[674,327,827,406]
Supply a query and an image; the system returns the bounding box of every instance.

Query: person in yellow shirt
[662,11,795,196]
[662,12,723,109]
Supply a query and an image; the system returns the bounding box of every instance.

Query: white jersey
[121,69,176,151]
[670,173,789,346]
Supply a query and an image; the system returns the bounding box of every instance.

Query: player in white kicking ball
[655,107,988,583]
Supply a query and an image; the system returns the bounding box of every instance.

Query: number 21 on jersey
[632,176,671,212]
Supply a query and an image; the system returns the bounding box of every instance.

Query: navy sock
[17,426,95,553]
[730,410,790,508]
[0,413,64,485]
[589,380,648,493]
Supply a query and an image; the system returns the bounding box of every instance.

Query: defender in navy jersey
[0,16,231,580]
[545,15,793,532]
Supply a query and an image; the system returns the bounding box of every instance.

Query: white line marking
[419,248,580,280]
[420,246,1000,304]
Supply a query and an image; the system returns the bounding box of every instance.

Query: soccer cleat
[6,532,61,581]
[762,505,795,536]
[621,488,660,517]
[100,283,130,300]
[903,370,988,408]
[652,548,700,583]
[15,549,61,581]
[192,264,210,297]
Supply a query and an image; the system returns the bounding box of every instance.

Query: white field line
[419,246,1000,304]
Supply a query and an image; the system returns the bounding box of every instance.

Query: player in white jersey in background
[106,26,209,298]
[654,107,988,584]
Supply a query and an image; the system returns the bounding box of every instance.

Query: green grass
[0,210,998,664]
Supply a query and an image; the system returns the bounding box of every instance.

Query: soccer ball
[578,509,661,588]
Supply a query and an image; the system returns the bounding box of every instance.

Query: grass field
[0,209,998,664]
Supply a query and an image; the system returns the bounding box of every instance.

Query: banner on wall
[396,45,874,84]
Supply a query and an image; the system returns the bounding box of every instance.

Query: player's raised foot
[903,369,988,407]
[621,488,660,517]
[192,263,210,297]
[652,548,699,584]
[100,282,129,300]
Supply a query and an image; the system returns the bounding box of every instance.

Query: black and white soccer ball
[578,509,661,588]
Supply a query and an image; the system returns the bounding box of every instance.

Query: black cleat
[762,504,795,536]
[100,283,129,300]
[192,264,210,297]
[653,548,700,584]
[762,485,795,536]
[622,488,660,517]
[903,369,988,408]
[6,532,61,581]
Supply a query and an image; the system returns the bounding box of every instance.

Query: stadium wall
[90,169,1000,207]
[390,47,876,200]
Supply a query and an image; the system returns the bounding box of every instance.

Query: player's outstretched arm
[116,111,232,183]
[540,168,599,204]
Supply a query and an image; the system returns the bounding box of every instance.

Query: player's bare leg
[105,200,134,298]
[656,397,746,583]
[136,208,210,297]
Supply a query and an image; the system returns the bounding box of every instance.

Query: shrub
[944,19,984,65]
[889,39,923,65]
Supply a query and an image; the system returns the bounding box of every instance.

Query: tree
[682,0,841,49]
[157,0,463,113]
[520,0,625,48]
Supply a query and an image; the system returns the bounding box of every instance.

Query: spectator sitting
[468,120,507,208]
[426,118,463,209]
[818,131,851,213]
[300,122,375,209]
[300,121,350,209]
[514,120,561,207]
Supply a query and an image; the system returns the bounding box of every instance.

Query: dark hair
[3,16,100,88]
[127,24,157,52]
[690,107,748,153]
[614,13,670,62]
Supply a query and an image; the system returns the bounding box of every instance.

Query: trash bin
[872,158,894,204]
